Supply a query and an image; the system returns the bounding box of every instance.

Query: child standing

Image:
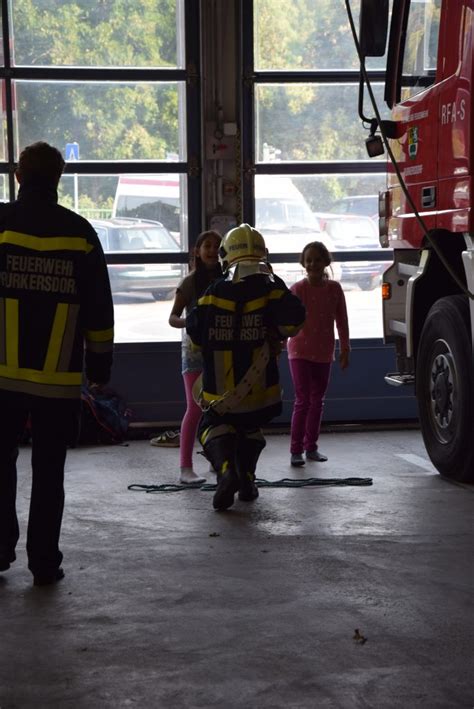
[168,230,222,483]
[288,241,350,467]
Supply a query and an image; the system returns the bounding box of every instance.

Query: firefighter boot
[236,430,265,501]
[238,471,259,502]
[198,420,240,510]
[213,464,240,510]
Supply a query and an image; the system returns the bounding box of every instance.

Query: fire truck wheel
[416,295,474,482]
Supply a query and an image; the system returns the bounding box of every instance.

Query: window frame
[240,1,392,275]
[0,0,201,272]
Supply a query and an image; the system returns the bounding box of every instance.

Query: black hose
[128,476,373,493]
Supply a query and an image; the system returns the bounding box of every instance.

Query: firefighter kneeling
[186,224,305,510]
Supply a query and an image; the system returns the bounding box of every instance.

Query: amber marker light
[382,283,391,300]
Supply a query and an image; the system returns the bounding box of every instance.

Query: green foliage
[293,175,384,213]
[13,0,178,67]
[8,0,385,212]
[12,0,180,209]
[254,0,360,70]
[254,1,390,163]
[256,84,374,162]
[58,185,113,219]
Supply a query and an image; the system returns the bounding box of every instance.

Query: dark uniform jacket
[186,270,305,427]
[0,179,114,403]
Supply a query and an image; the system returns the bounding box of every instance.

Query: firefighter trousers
[0,398,80,575]
[198,412,266,484]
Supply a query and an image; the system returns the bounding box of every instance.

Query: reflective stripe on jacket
[0,181,114,400]
[186,271,305,426]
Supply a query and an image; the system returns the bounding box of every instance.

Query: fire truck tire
[416,295,474,482]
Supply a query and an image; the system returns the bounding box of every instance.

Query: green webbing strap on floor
[128,477,373,493]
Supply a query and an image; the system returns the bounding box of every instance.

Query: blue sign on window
[65,142,80,161]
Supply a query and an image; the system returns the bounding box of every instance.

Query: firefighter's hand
[339,350,350,370]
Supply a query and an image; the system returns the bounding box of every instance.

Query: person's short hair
[16,141,65,184]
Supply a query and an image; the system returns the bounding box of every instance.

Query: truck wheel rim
[429,343,454,439]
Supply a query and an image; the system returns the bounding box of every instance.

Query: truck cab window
[401,0,441,100]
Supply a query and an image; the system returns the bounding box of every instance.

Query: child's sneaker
[305,449,328,462]
[290,453,305,467]
[179,467,206,484]
[150,430,180,447]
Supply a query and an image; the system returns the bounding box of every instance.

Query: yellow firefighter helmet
[219,223,267,269]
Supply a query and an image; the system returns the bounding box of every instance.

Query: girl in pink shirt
[288,241,350,466]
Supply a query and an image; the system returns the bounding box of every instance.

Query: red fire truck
[358,0,474,482]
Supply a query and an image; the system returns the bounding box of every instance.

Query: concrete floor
[1,428,473,709]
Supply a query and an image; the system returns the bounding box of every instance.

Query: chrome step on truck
[384,373,415,387]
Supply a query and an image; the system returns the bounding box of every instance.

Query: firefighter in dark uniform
[186,223,305,510]
[0,142,114,585]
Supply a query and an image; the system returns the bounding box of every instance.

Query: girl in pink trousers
[168,230,222,483]
[288,241,350,467]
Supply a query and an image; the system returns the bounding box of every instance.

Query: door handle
[422,186,436,208]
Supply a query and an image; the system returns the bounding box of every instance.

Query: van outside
[112,174,185,244]
[254,175,341,286]
[255,175,326,236]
